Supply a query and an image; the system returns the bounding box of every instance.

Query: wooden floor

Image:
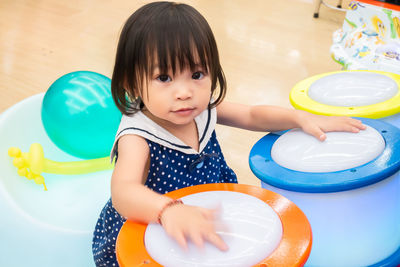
[0,0,349,186]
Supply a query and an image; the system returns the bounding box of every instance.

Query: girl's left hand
[295,110,366,141]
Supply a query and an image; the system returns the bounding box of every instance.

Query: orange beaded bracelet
[157,199,184,225]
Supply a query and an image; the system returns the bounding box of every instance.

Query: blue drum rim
[249,118,400,193]
[370,244,400,267]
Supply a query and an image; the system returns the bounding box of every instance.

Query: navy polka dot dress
[92,107,237,266]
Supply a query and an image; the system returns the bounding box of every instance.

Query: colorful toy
[117,183,312,267]
[1,93,112,266]
[42,71,121,159]
[331,1,400,73]
[290,70,400,128]
[249,118,400,266]
[8,143,113,190]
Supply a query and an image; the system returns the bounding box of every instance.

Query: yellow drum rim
[290,70,400,119]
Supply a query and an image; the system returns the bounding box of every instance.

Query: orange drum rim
[116,183,312,267]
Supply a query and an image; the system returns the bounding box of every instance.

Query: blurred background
[0,0,351,186]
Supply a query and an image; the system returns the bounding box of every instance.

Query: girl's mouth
[173,107,195,116]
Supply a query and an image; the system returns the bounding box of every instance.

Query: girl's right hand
[159,204,229,251]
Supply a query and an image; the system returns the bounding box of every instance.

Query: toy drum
[249,118,400,266]
[290,70,400,128]
[116,183,312,267]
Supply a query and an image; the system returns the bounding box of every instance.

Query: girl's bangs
[142,13,212,76]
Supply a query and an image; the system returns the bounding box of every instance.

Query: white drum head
[308,72,398,107]
[144,191,283,267]
[271,126,385,172]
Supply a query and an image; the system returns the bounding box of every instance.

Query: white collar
[111,107,216,159]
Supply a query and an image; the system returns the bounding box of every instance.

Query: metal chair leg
[313,0,322,18]
[314,0,346,18]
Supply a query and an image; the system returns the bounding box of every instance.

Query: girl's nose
[175,83,192,100]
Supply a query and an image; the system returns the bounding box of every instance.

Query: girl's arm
[216,101,365,141]
[111,134,171,223]
[111,134,227,251]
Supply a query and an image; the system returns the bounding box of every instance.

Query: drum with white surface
[290,70,400,128]
[249,118,400,266]
[116,183,313,267]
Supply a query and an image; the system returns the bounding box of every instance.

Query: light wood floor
[0,0,350,186]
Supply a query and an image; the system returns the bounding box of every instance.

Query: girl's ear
[123,75,144,97]
[122,80,136,99]
[124,86,142,104]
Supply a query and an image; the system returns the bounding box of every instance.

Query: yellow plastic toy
[8,143,114,191]
[290,70,400,119]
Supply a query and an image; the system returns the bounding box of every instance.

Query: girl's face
[140,65,212,127]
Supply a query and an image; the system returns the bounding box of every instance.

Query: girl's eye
[192,71,204,80]
[157,75,171,82]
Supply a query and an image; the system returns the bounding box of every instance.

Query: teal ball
[41,71,121,159]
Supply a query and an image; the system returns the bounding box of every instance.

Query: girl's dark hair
[111,1,226,115]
